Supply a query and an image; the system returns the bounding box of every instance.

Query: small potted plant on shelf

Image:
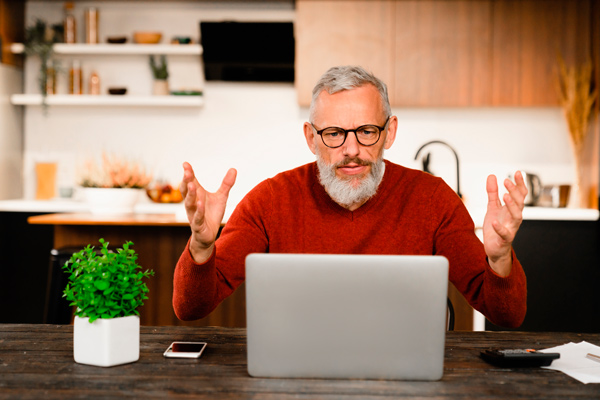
[79,152,153,215]
[62,238,154,367]
[149,55,170,95]
[23,19,63,108]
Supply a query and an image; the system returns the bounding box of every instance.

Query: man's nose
[342,131,360,157]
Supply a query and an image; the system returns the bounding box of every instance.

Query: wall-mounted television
[200,21,295,82]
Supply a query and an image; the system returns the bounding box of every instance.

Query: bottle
[89,71,100,95]
[45,59,57,95]
[64,2,76,44]
[69,60,83,95]
[85,7,99,44]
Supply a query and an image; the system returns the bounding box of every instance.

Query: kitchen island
[26,212,245,328]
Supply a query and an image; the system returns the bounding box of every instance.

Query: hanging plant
[24,19,63,107]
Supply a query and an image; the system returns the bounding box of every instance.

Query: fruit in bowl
[146,182,183,203]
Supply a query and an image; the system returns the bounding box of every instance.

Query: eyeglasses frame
[311,116,391,149]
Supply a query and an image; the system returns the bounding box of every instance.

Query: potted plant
[62,238,154,367]
[149,55,169,95]
[24,19,63,108]
[79,153,153,214]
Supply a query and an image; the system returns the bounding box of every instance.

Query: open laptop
[245,253,449,381]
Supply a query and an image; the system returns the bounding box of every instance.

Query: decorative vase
[152,79,169,95]
[83,187,143,215]
[73,315,140,367]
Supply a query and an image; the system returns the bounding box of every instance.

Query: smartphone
[163,341,207,358]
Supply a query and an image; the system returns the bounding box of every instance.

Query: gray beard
[316,149,386,209]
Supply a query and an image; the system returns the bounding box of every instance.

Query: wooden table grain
[1,324,599,399]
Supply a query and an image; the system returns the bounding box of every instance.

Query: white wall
[0,64,23,200]
[21,1,579,212]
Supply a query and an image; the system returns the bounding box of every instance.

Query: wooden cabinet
[296,0,596,107]
[491,0,592,106]
[295,0,396,106]
[0,0,24,67]
[393,0,492,107]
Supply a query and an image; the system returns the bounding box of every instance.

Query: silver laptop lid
[245,253,449,380]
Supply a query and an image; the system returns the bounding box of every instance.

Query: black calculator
[480,348,560,367]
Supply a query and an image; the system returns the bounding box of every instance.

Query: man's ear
[383,116,398,150]
[304,122,317,155]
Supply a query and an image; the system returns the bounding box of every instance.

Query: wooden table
[1,325,599,399]
[27,213,246,328]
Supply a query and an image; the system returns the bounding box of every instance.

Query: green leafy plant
[63,239,154,323]
[24,19,63,97]
[149,55,169,80]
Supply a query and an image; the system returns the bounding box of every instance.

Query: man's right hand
[180,162,237,263]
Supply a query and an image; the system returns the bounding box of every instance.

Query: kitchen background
[3,0,597,217]
[1,0,599,332]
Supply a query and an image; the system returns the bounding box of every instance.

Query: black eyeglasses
[311,117,391,148]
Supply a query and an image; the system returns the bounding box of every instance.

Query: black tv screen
[200,21,295,82]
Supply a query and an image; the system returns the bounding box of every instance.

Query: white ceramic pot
[73,315,140,367]
[83,187,142,215]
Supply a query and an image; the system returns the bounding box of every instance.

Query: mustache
[335,157,373,168]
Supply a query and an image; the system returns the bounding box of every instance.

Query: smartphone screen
[164,341,207,358]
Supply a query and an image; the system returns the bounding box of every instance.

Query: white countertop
[467,205,599,228]
[0,199,598,224]
[0,198,185,215]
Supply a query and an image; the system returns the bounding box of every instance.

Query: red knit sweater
[173,160,527,328]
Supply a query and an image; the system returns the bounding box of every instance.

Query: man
[173,66,527,328]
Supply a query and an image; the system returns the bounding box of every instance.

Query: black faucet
[414,140,462,199]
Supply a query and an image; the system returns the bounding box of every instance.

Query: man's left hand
[483,171,528,277]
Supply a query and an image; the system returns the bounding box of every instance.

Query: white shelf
[11,43,202,55]
[11,94,203,107]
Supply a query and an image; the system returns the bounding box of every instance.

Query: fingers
[486,174,501,208]
[503,171,527,218]
[180,162,201,197]
[190,186,207,232]
[217,168,237,198]
[512,170,529,198]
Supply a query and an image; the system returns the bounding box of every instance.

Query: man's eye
[359,128,377,135]
[324,130,343,138]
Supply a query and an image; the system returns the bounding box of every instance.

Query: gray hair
[309,66,391,123]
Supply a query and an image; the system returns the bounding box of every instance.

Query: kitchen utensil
[133,31,162,44]
[538,184,571,208]
[521,172,542,206]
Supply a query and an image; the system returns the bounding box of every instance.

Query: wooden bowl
[133,31,162,44]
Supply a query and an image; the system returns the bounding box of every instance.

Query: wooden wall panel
[295,0,396,107]
[491,0,592,106]
[0,0,24,67]
[394,0,493,107]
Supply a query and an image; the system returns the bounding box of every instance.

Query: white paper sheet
[541,341,600,384]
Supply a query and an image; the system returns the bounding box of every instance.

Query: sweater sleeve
[172,180,273,321]
[431,181,527,328]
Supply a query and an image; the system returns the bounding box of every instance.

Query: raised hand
[482,171,528,277]
[180,162,237,263]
